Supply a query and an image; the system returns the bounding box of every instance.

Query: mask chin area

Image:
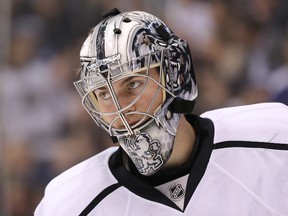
[118,117,176,176]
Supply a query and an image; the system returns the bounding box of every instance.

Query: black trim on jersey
[79,183,121,216]
[214,140,288,150]
[108,115,215,212]
[183,115,214,208]
[125,115,202,186]
[110,148,182,210]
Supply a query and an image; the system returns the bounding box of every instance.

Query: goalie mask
[74,9,197,176]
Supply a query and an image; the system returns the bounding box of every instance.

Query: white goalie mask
[74,9,197,176]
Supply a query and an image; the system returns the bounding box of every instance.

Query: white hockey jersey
[35,102,288,216]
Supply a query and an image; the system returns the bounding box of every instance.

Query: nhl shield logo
[169,183,185,200]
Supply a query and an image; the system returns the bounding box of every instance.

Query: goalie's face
[92,67,163,131]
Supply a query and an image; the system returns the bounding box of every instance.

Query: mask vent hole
[123,17,131,23]
[113,28,122,34]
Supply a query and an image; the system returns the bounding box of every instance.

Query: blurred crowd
[0,0,287,215]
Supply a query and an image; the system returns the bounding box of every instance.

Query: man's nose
[117,94,137,113]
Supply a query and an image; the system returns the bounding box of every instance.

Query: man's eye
[98,91,111,100]
[128,81,142,90]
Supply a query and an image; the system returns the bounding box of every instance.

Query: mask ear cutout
[155,25,171,41]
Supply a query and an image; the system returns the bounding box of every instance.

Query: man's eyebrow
[95,86,108,91]
[95,72,147,92]
[120,76,135,85]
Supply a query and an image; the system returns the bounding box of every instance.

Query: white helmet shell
[74,9,197,175]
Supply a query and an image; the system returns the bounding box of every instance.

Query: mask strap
[168,98,196,113]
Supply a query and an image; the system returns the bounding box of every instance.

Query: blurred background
[0,0,287,215]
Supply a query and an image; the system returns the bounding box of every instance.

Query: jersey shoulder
[200,102,288,144]
[45,147,118,194]
[35,147,118,215]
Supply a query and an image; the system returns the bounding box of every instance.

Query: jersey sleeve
[201,102,288,144]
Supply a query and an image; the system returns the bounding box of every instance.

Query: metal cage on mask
[74,48,178,138]
[74,10,198,176]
